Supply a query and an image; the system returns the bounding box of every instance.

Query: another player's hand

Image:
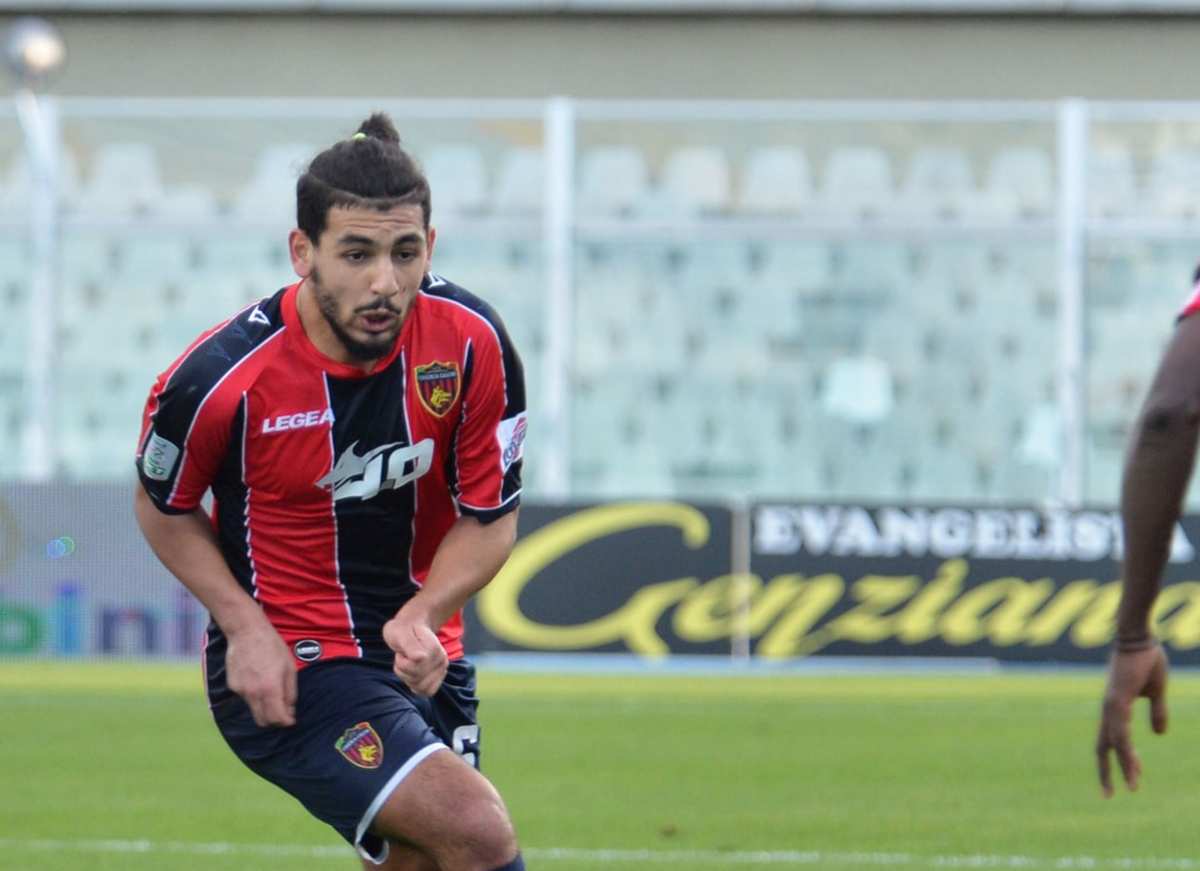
[383,610,448,697]
[224,618,298,728]
[1096,642,1169,798]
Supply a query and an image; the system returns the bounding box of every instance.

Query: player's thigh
[215,661,446,865]
[370,744,515,860]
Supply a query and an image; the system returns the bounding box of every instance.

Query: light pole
[6,17,66,481]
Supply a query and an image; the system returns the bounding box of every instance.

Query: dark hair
[296,112,431,244]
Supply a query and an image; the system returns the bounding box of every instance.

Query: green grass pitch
[3,662,1200,870]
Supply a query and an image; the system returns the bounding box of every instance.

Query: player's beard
[311,266,406,363]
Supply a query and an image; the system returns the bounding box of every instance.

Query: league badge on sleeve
[335,722,384,769]
[497,412,528,473]
[414,361,460,418]
[142,431,181,481]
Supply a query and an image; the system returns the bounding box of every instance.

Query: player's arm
[384,511,518,696]
[1096,313,1200,795]
[134,487,297,727]
[385,310,526,696]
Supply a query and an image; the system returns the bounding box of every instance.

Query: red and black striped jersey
[136,275,526,704]
[1181,266,1200,321]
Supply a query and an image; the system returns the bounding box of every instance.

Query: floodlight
[5,17,65,87]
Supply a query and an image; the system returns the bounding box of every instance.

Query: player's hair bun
[355,113,401,145]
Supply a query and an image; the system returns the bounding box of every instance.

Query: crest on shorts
[414,361,460,418]
[335,722,384,770]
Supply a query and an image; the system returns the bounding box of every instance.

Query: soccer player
[133,113,529,871]
[1091,282,1200,797]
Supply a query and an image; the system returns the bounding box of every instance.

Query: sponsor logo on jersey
[497,413,528,472]
[293,639,322,662]
[316,439,435,502]
[335,722,383,769]
[414,361,460,418]
[248,306,271,326]
[142,432,181,481]
[261,408,334,436]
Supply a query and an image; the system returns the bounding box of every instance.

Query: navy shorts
[213,658,481,864]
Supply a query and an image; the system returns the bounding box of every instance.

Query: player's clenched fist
[384,614,449,697]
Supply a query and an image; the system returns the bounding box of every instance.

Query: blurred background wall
[3,6,1199,664]
[8,13,1200,101]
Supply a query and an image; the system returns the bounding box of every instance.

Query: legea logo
[316,439,435,502]
[262,408,334,435]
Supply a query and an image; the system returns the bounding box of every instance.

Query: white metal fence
[3,96,1199,508]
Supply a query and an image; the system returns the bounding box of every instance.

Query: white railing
[6,96,1200,506]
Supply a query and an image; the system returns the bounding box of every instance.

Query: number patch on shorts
[452,724,480,768]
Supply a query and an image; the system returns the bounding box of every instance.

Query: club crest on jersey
[335,722,383,769]
[414,361,460,418]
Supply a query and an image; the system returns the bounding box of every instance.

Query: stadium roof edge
[4,0,1200,13]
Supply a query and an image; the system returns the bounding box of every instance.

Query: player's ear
[425,226,437,265]
[289,229,315,278]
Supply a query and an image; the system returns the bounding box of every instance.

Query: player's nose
[368,260,402,296]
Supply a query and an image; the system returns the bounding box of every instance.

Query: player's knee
[453,795,518,871]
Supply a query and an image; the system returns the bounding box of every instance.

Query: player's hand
[383,611,448,697]
[1096,642,1169,798]
[224,619,298,728]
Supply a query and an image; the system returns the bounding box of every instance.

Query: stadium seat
[900,145,977,222]
[1088,309,1153,429]
[755,241,834,295]
[74,142,165,218]
[823,436,908,501]
[1016,401,1062,465]
[659,146,733,216]
[674,241,754,302]
[989,455,1056,503]
[1148,147,1200,220]
[423,143,488,218]
[819,355,895,424]
[577,146,650,217]
[820,146,895,222]
[982,146,1054,220]
[233,143,317,226]
[157,184,221,221]
[1,144,81,219]
[0,288,29,370]
[836,241,912,295]
[0,232,29,293]
[60,229,120,288]
[118,234,199,283]
[197,228,292,297]
[918,240,993,287]
[912,445,987,502]
[494,147,544,216]
[1085,439,1126,507]
[739,146,813,216]
[1088,144,1139,220]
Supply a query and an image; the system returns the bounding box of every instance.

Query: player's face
[293,204,435,364]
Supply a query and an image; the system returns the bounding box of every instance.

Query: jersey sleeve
[453,321,526,523]
[1178,265,1200,321]
[135,347,237,515]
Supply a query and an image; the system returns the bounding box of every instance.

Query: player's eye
[344,250,368,263]
[394,250,417,262]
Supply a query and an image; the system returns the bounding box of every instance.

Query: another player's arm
[1096,314,1200,795]
[383,511,518,696]
[134,487,297,727]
